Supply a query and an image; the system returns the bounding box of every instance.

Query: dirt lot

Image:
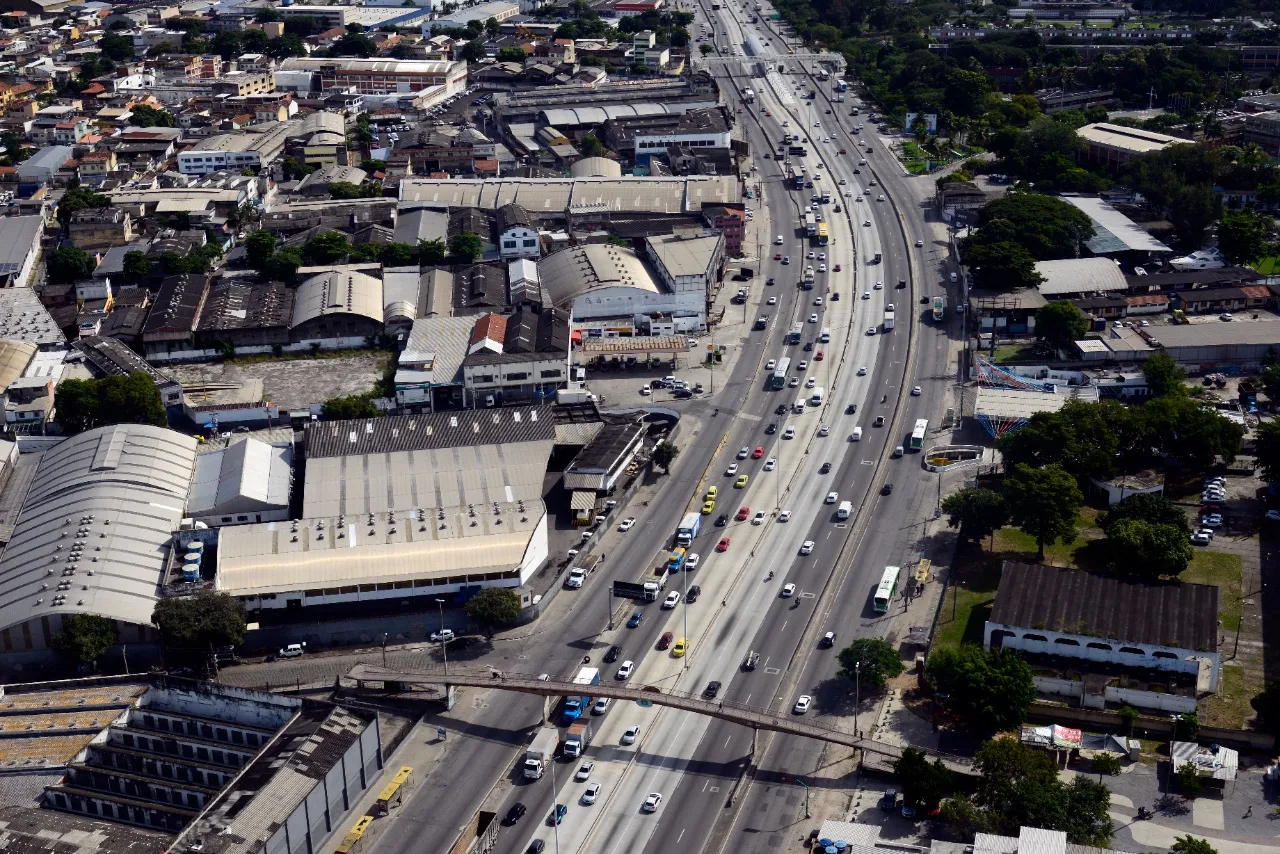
[167,351,389,411]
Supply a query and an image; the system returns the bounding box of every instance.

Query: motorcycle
[766,570,775,581]
[881,394,887,404]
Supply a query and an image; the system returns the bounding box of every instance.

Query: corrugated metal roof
[1035,258,1128,296]
[1061,196,1172,255]
[302,438,552,517]
[291,268,384,328]
[187,438,291,518]
[216,502,544,596]
[0,425,197,635]
[538,244,658,307]
[305,406,557,458]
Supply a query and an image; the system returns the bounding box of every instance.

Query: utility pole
[853,660,861,737]
[435,599,448,678]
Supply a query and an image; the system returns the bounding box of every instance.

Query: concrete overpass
[347,664,970,772]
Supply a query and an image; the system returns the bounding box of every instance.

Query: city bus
[787,322,803,344]
[932,295,945,322]
[873,566,900,613]
[815,222,829,246]
[910,418,928,451]
[771,356,791,389]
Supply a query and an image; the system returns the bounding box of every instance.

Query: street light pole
[435,599,448,678]
[548,750,562,854]
[853,660,861,738]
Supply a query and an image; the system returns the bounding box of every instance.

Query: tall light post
[853,660,861,738]
[548,753,562,854]
[435,599,448,678]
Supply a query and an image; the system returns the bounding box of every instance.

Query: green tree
[1105,517,1193,578]
[944,67,992,118]
[581,134,606,158]
[926,645,1036,734]
[1003,463,1083,561]
[998,400,1128,483]
[122,250,151,284]
[379,242,416,266]
[152,592,247,651]
[1170,837,1217,854]
[129,104,176,127]
[837,637,903,692]
[460,39,488,62]
[332,32,377,57]
[99,31,135,61]
[1090,752,1122,781]
[1217,209,1272,266]
[1099,493,1189,535]
[1173,760,1205,797]
[1261,363,1280,404]
[51,614,118,668]
[699,43,714,56]
[497,45,527,63]
[894,747,957,810]
[302,231,352,264]
[1142,351,1186,398]
[1035,301,1088,350]
[961,240,1043,291]
[1174,711,1200,741]
[321,393,378,420]
[264,246,303,283]
[941,487,1008,546]
[418,238,447,265]
[55,186,111,229]
[329,181,363,200]
[1250,682,1280,732]
[652,440,679,472]
[1170,183,1222,250]
[210,31,243,59]
[245,230,277,270]
[450,230,483,261]
[970,193,1096,260]
[1136,395,1241,470]
[465,587,522,631]
[56,373,168,434]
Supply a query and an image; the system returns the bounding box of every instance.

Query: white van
[819,328,831,343]
[850,426,863,441]
[793,397,806,414]
[836,500,852,520]
[809,387,825,406]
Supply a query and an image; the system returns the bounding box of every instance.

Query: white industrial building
[214,408,557,611]
[186,438,293,527]
[0,425,198,656]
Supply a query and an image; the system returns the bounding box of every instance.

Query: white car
[726,463,739,476]
[766,359,777,370]
[642,792,663,813]
[805,378,816,389]
[781,583,797,597]
[737,446,750,459]
[809,313,819,323]
[799,541,814,555]
[616,660,635,679]
[818,424,830,436]
[640,386,652,396]
[866,326,877,336]
[819,263,827,273]
[874,281,883,290]
[764,457,777,471]
[775,235,784,244]
[862,291,871,300]
[618,518,636,532]
[793,695,812,714]
[798,360,809,370]
[825,491,838,504]
[593,697,612,714]
[790,377,801,388]
[783,426,796,439]
[752,511,766,525]
[807,250,816,259]
[575,762,595,781]
[778,510,792,522]
[819,253,826,261]
[582,782,602,805]
[767,296,777,305]
[915,240,924,247]
[1191,530,1212,545]
[814,296,824,306]
[622,725,640,745]
[857,366,867,376]
[686,552,701,569]
[427,630,453,643]
[877,194,885,201]
[911,386,922,396]
[662,590,681,609]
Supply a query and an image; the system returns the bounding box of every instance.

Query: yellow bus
[815,222,829,246]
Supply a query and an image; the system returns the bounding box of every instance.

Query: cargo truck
[883,306,895,331]
[676,512,701,546]
[667,548,687,573]
[563,720,594,757]
[561,666,600,725]
[524,728,560,779]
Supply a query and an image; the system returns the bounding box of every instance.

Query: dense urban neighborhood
[3,1,1280,854]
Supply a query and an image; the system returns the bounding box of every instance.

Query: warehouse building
[0,424,198,657]
[277,57,467,97]
[186,437,293,528]
[1076,123,1189,169]
[214,407,558,612]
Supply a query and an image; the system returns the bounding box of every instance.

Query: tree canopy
[46,245,96,284]
[1003,463,1083,561]
[322,393,378,420]
[927,645,1037,734]
[837,637,903,692]
[894,747,957,810]
[969,193,1096,260]
[465,587,522,630]
[56,373,168,435]
[130,105,176,127]
[1035,301,1088,350]
[51,614,118,668]
[450,231,484,262]
[151,592,247,651]
[941,487,1008,546]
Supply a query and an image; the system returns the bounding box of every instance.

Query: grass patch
[991,344,1042,364]
[1180,550,1243,632]
[991,506,1103,568]
[1253,256,1280,276]
[1202,663,1259,730]
[934,559,1003,650]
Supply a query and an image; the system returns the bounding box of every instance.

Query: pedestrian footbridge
[346,664,969,771]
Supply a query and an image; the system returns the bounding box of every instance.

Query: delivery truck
[524,728,560,779]
[563,720,595,757]
[676,512,701,547]
[883,305,895,331]
[561,666,600,725]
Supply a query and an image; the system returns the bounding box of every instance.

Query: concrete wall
[1032,675,1197,714]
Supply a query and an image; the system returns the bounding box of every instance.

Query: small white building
[187,437,293,527]
[497,203,541,260]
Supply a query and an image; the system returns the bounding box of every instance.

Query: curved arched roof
[570,157,622,178]
[292,269,384,328]
[538,245,658,307]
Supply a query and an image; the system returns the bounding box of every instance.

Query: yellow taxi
[701,499,716,515]
[672,638,688,657]
[734,474,750,489]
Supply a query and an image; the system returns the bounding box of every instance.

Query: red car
[657,631,673,650]
[834,264,842,272]
[752,445,765,459]
[774,252,783,260]
[839,148,847,154]
[716,537,731,552]
[815,351,824,361]
[735,506,750,521]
